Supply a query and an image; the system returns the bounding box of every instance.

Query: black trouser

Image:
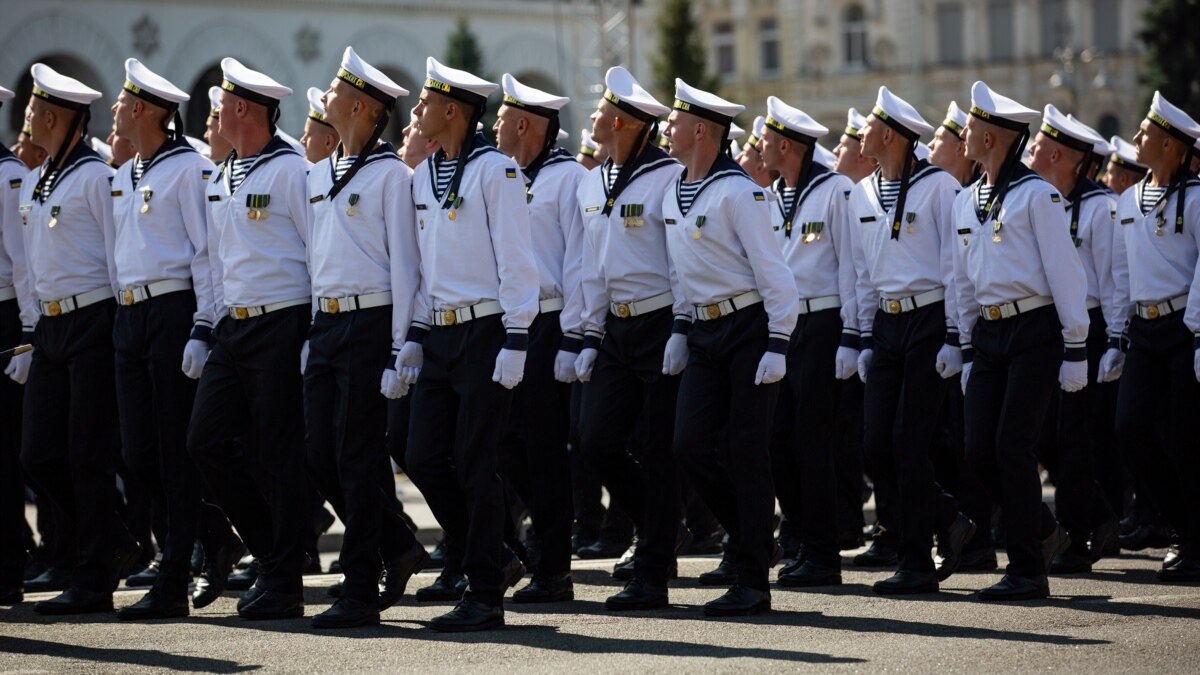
[578,308,680,587]
[833,378,867,543]
[0,299,27,587]
[863,302,951,574]
[406,316,510,606]
[964,305,1062,578]
[1039,308,1115,553]
[304,306,416,603]
[113,291,203,597]
[675,304,778,591]
[187,305,310,595]
[769,307,841,567]
[21,299,132,592]
[500,311,573,577]
[1115,312,1200,554]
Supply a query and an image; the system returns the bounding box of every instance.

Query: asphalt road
[2,548,1197,673]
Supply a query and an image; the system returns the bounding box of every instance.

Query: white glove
[661,333,689,376]
[299,340,310,375]
[1059,359,1088,393]
[1097,347,1125,383]
[492,348,526,389]
[754,351,787,385]
[180,339,210,379]
[857,348,874,383]
[397,341,423,385]
[834,347,859,380]
[380,367,407,399]
[961,361,972,396]
[935,344,963,379]
[554,350,579,383]
[4,350,31,385]
[575,348,598,382]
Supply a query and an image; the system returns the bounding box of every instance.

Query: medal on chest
[991,219,1002,244]
[447,195,463,221]
[621,203,644,228]
[48,205,60,228]
[905,212,916,234]
[246,194,270,221]
[1155,215,1165,237]
[140,189,153,214]
[693,214,706,239]
[346,193,359,217]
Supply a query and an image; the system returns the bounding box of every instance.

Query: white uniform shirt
[0,149,37,330]
[662,156,799,340]
[307,143,419,352]
[849,162,960,338]
[577,148,685,340]
[1059,181,1120,335]
[410,139,539,335]
[205,136,311,310]
[1111,175,1200,334]
[951,166,1090,350]
[19,143,117,320]
[523,149,588,339]
[112,137,217,330]
[769,166,859,335]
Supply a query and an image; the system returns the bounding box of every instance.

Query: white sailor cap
[969,80,1039,130]
[844,108,867,139]
[501,73,568,118]
[744,115,766,148]
[208,86,222,118]
[579,129,598,157]
[276,128,304,154]
[185,135,210,155]
[90,137,113,162]
[306,87,331,127]
[728,122,744,141]
[765,95,828,144]
[338,46,407,105]
[1065,114,1112,156]
[0,86,14,106]
[30,63,101,110]
[123,58,188,110]
[672,78,744,124]
[1108,136,1146,171]
[941,101,968,139]
[1146,90,1200,146]
[870,86,933,140]
[603,66,668,122]
[424,56,496,109]
[814,143,837,170]
[557,128,568,142]
[1039,104,1107,155]
[220,57,292,106]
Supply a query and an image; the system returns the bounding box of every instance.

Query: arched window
[10,55,108,140]
[186,63,223,140]
[1098,114,1120,140]
[843,4,869,69]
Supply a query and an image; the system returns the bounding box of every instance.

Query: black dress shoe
[0,585,23,605]
[778,560,842,587]
[698,553,736,586]
[238,590,304,620]
[1157,557,1200,582]
[415,571,467,602]
[1042,525,1071,573]
[379,542,431,609]
[34,588,114,615]
[978,574,1049,601]
[1162,543,1181,569]
[958,548,998,571]
[703,585,770,617]
[605,578,668,611]
[1119,524,1172,551]
[575,537,631,560]
[117,590,189,620]
[236,583,266,612]
[226,559,259,591]
[125,560,160,588]
[686,528,726,555]
[935,513,977,582]
[425,539,447,569]
[873,570,939,595]
[502,553,527,590]
[24,567,71,593]
[512,573,574,603]
[1090,517,1120,563]
[192,538,247,609]
[312,597,379,628]
[1050,548,1093,574]
[853,540,898,567]
[428,600,504,632]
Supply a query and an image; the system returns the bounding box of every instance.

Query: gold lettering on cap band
[338,68,367,90]
[424,78,451,93]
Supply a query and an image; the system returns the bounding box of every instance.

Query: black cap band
[765,116,816,145]
[969,105,1029,132]
[672,99,734,126]
[502,94,558,119]
[1039,122,1095,154]
[338,68,395,106]
[871,106,921,142]
[124,81,179,113]
[1147,109,1199,147]
[604,89,657,123]
[31,84,88,111]
[424,77,487,110]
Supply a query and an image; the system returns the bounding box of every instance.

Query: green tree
[1138,0,1200,117]
[650,0,719,104]
[443,16,495,140]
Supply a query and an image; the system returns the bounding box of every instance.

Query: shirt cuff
[504,328,529,351]
[190,323,213,344]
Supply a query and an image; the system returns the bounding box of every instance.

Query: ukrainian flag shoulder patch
[8,179,20,189]
[753,191,765,201]
[505,167,517,179]
[202,169,213,180]
[1050,194,1061,203]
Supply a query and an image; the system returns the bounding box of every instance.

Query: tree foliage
[1138,0,1200,117]
[650,0,719,104]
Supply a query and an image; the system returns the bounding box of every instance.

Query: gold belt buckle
[1145,305,1160,319]
[232,306,250,320]
[121,289,135,306]
[705,304,721,320]
[443,310,457,326]
[46,300,61,317]
[326,298,340,314]
[615,303,630,318]
[886,300,902,314]
[986,306,1002,321]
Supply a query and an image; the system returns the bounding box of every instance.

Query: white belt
[879,288,945,315]
[0,286,15,302]
[40,286,114,317]
[319,291,392,315]
[539,297,565,313]
[797,294,840,315]
[980,295,1054,321]
[228,297,309,320]
[118,279,193,306]
[695,290,763,321]
[610,292,673,319]
[1136,293,1188,320]
[432,299,503,327]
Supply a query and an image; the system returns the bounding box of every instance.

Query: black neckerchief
[524,146,573,190]
[214,134,299,194]
[131,136,196,189]
[978,128,1032,230]
[33,141,104,204]
[873,159,942,227]
[326,141,398,192]
[1140,172,1200,233]
[328,106,394,201]
[428,135,497,202]
[602,128,668,217]
[33,108,91,204]
[673,152,747,217]
[887,142,921,239]
[1065,177,1108,243]
[440,125,487,210]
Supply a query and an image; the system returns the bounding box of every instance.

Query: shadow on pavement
[0,636,260,672]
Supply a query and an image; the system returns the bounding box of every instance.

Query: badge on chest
[246,194,270,221]
[620,203,644,228]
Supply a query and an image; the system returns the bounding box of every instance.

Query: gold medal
[692,230,701,240]
[804,232,817,244]
[992,234,1001,243]
[906,226,915,234]
[346,193,359,217]
[48,218,57,228]
[1155,228,1164,237]
[48,205,60,228]
[448,210,457,221]
[140,203,150,214]
[346,207,356,217]
[141,189,152,214]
